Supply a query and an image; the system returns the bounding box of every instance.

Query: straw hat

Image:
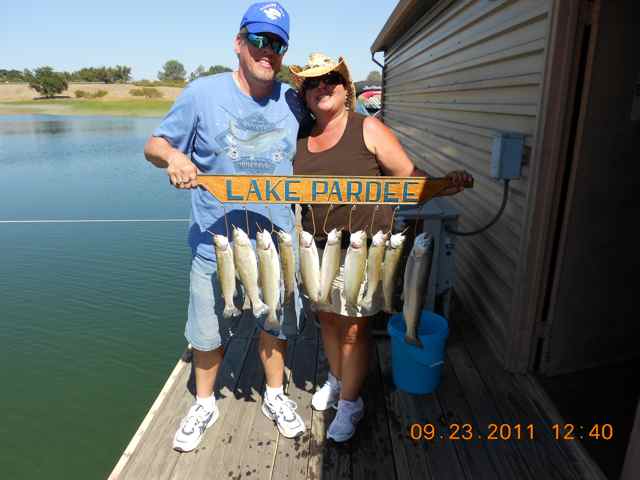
[289,53,356,111]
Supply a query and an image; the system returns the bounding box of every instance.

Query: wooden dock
[109,302,607,480]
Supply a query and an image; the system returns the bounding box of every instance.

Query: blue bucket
[387,311,449,394]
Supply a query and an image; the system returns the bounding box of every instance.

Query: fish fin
[252,300,269,318]
[405,335,423,348]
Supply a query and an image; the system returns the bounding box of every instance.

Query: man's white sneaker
[311,373,340,411]
[327,398,364,442]
[172,403,219,452]
[262,393,306,438]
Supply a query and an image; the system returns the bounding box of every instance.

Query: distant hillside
[0,83,183,102]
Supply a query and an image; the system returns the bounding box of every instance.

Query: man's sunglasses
[302,72,345,90]
[245,33,288,55]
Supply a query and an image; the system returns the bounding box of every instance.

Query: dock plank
[114,301,609,480]
[351,345,396,480]
[116,357,191,479]
[376,340,433,480]
[272,337,319,480]
[444,328,532,480]
[454,307,583,480]
[435,351,502,479]
[168,335,262,479]
[306,343,351,480]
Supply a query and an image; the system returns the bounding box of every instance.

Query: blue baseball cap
[240,2,290,44]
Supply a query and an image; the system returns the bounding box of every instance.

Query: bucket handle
[429,360,444,368]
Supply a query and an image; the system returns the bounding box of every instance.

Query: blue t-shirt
[153,73,306,260]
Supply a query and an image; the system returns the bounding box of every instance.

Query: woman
[289,54,470,442]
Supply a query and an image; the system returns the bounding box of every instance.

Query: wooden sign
[196,175,472,205]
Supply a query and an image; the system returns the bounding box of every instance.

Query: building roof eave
[370,0,439,54]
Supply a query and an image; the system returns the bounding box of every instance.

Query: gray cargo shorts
[186,254,304,351]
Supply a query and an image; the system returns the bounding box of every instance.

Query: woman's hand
[439,170,473,196]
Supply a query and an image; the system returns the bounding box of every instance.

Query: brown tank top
[294,112,392,242]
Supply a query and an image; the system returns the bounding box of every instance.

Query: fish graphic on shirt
[227,120,287,154]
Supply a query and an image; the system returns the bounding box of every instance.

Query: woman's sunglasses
[245,32,288,56]
[302,72,345,90]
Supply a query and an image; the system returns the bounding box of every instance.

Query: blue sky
[1,1,398,81]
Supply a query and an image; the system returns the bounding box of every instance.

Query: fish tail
[252,300,270,318]
[241,294,251,310]
[224,304,242,318]
[264,313,280,331]
[405,335,423,348]
[359,296,373,311]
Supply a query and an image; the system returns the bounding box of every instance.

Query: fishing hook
[322,204,334,236]
[348,205,357,234]
[385,205,400,236]
[222,204,230,239]
[369,204,380,237]
[309,205,317,237]
[244,206,250,236]
[267,205,275,234]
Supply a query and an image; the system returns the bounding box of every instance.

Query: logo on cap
[261,5,283,20]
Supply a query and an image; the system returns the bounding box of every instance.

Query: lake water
[0,115,193,479]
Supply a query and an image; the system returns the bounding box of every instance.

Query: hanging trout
[319,228,342,304]
[403,233,434,347]
[299,230,321,303]
[276,230,296,304]
[382,231,407,313]
[213,234,242,319]
[359,230,387,311]
[232,226,269,318]
[343,230,368,307]
[256,230,281,331]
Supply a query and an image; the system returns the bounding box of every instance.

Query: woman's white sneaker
[172,403,219,452]
[327,398,364,442]
[311,373,341,411]
[262,393,306,438]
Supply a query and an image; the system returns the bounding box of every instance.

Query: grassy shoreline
[0,99,173,118]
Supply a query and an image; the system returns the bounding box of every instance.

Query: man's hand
[440,170,473,196]
[167,151,200,189]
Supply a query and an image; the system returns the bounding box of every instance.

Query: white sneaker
[172,403,219,452]
[262,393,306,438]
[311,375,340,411]
[327,398,364,442]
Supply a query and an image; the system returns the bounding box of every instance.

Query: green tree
[0,69,26,82]
[366,70,382,83]
[190,65,232,81]
[206,65,232,76]
[158,60,186,82]
[113,65,132,83]
[276,64,292,85]
[189,65,206,82]
[24,66,68,98]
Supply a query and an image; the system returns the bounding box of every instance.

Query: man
[144,2,306,453]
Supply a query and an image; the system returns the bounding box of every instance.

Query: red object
[359,90,380,100]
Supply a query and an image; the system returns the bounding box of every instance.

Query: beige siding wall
[382,0,550,360]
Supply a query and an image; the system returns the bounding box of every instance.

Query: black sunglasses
[245,32,288,55]
[302,72,345,90]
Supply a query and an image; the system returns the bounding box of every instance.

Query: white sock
[328,372,341,389]
[265,385,284,401]
[196,394,215,411]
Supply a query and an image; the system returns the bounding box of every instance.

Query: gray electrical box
[395,198,460,318]
[491,132,524,179]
